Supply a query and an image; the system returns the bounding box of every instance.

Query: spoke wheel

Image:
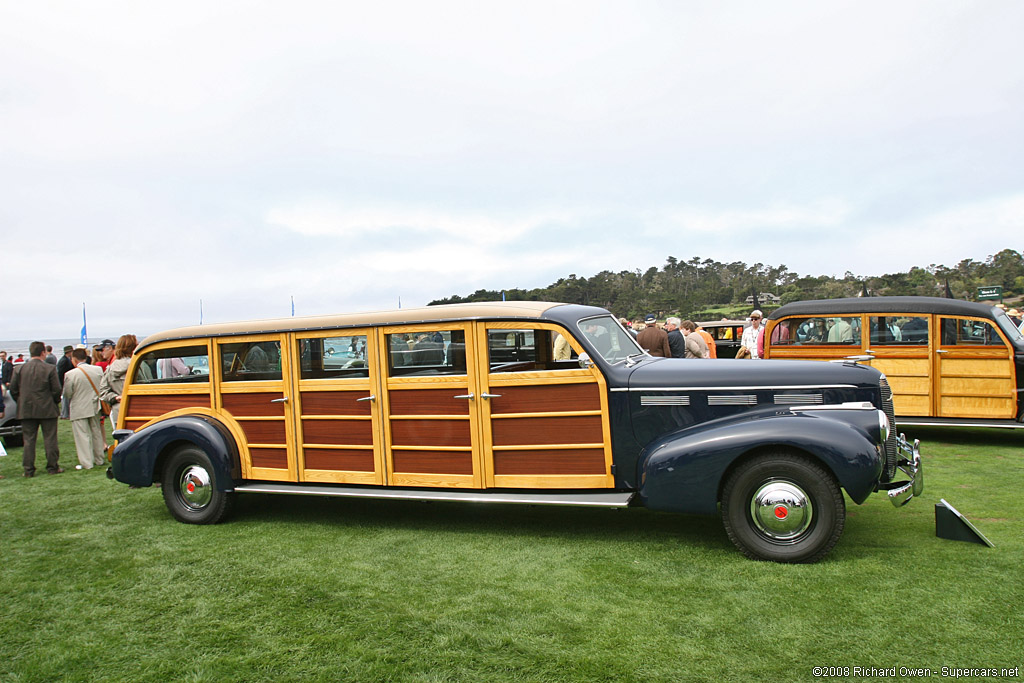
[721,452,845,563]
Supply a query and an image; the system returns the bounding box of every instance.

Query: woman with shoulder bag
[99,334,139,427]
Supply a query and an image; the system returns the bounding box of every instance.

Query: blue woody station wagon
[109,302,922,563]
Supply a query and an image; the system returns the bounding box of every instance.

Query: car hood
[625,356,882,391]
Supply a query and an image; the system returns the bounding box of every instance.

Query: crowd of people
[0,335,139,480]
[629,310,765,360]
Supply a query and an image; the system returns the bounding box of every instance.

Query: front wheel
[162,446,234,524]
[721,452,845,563]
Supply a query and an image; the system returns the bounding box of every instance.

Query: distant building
[745,293,781,306]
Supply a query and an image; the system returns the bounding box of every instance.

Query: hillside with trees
[429,248,1024,321]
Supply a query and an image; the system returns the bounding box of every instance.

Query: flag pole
[80,303,88,345]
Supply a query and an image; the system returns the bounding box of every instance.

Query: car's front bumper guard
[879,433,923,507]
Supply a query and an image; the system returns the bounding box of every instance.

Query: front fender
[111,415,241,489]
[638,408,884,514]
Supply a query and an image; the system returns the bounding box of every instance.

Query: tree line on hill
[429,248,1024,321]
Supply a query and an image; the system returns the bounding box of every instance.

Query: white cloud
[1,1,1022,340]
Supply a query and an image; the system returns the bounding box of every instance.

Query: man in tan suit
[10,341,63,476]
[63,348,107,469]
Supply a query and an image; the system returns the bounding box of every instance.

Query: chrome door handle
[356,395,376,402]
[453,393,475,399]
[936,349,949,354]
[481,393,502,399]
[270,397,288,403]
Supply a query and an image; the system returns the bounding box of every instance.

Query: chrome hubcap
[179,465,212,510]
[750,480,813,542]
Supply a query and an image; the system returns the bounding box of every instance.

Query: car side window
[870,316,929,345]
[388,329,467,377]
[133,345,210,384]
[779,317,859,345]
[940,318,1005,347]
[299,335,369,379]
[220,341,282,382]
[487,327,578,373]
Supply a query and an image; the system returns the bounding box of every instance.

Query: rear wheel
[3,433,23,448]
[161,446,233,524]
[721,452,845,563]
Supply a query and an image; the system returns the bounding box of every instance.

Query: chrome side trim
[641,395,690,406]
[612,384,857,392]
[790,402,875,412]
[708,395,758,406]
[234,483,636,508]
[773,393,824,405]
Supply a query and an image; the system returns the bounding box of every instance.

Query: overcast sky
[1,1,1021,340]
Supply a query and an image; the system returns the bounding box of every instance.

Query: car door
[292,329,386,485]
[475,322,614,489]
[378,323,484,488]
[935,316,1016,419]
[215,334,297,482]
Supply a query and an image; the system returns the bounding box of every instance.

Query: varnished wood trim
[303,448,375,471]
[390,419,472,447]
[222,393,285,417]
[238,420,287,444]
[300,391,372,416]
[491,415,603,447]
[389,472,476,488]
[392,450,474,475]
[491,410,602,420]
[492,474,614,489]
[303,470,382,485]
[302,419,374,445]
[251,448,288,469]
[488,383,601,414]
[125,394,212,416]
[388,389,471,415]
[493,448,607,475]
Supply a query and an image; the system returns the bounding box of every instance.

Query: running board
[233,483,636,508]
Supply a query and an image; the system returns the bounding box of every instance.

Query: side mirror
[578,353,594,369]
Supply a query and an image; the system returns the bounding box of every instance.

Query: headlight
[877,409,891,444]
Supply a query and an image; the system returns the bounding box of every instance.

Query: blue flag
[80,303,88,344]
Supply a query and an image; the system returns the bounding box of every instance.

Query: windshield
[994,312,1024,352]
[576,315,644,363]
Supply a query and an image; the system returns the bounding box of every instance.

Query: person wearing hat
[636,314,671,358]
[56,345,75,419]
[93,339,115,372]
[741,310,764,359]
[1007,308,1021,326]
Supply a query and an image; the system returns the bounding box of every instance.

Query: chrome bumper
[886,433,923,507]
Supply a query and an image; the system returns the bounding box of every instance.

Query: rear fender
[638,409,884,514]
[111,415,240,489]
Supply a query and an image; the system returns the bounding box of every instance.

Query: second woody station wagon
[110,302,922,563]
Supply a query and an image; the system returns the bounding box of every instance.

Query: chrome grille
[880,376,898,480]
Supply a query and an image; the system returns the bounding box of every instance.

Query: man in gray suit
[63,348,107,469]
[10,341,63,476]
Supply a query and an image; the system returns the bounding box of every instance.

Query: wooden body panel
[765,312,1019,421]
[121,319,616,491]
[294,328,385,485]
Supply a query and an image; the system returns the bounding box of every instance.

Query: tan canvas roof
[139,301,566,350]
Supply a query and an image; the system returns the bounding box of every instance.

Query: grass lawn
[1,422,1021,682]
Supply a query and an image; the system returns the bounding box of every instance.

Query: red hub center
[773,505,788,520]
[187,482,195,494]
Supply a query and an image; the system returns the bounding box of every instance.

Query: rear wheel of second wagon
[161,446,233,524]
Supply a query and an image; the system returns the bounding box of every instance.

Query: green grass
[1,423,1021,682]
